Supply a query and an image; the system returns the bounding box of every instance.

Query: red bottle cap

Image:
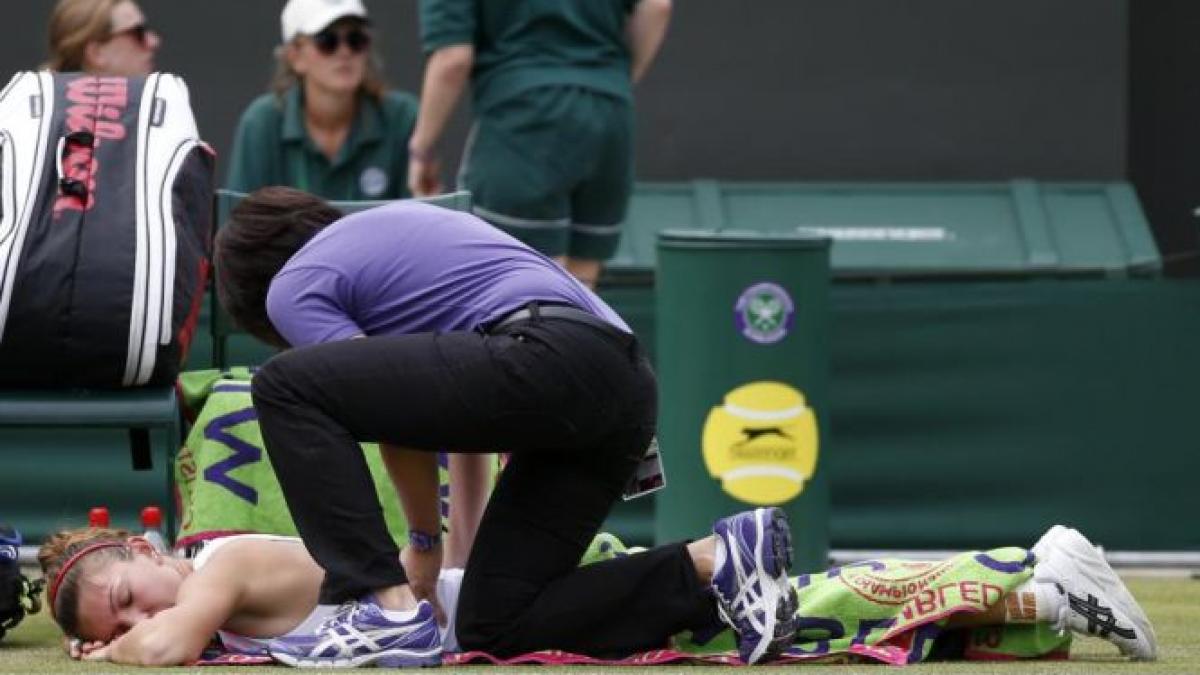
[88,507,110,528]
[140,506,162,528]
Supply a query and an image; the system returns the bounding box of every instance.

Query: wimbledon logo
[734,282,794,345]
[702,381,819,505]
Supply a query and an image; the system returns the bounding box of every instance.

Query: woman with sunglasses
[45,0,161,76]
[225,0,419,202]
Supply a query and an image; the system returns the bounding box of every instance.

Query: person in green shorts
[225,0,418,201]
[408,0,673,288]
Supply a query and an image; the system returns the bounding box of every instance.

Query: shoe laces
[725,565,770,632]
[317,600,360,634]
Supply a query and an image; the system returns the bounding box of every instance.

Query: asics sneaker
[268,597,442,668]
[1032,525,1157,661]
[711,507,799,664]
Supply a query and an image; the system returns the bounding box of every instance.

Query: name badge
[623,436,666,500]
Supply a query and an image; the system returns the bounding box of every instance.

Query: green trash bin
[654,230,831,572]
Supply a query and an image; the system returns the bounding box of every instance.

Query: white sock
[711,537,728,585]
[1007,579,1063,623]
[379,604,423,622]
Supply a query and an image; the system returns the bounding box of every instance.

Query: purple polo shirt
[265,201,629,347]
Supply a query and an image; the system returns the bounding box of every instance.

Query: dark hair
[215,186,341,348]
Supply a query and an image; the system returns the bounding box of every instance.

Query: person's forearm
[445,453,492,567]
[409,45,474,158]
[103,622,202,666]
[380,443,442,538]
[627,0,672,84]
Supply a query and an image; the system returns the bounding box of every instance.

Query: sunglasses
[312,28,371,56]
[109,23,152,47]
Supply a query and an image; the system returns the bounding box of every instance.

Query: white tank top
[193,534,463,654]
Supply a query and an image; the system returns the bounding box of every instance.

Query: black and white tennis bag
[0,71,214,387]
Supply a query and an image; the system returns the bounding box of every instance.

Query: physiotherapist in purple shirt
[213,187,752,663]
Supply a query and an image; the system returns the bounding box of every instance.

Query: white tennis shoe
[1032,525,1157,661]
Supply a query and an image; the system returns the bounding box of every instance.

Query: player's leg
[943,526,1156,661]
[1027,525,1157,660]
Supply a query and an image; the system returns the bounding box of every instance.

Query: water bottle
[140,506,169,553]
[88,506,110,528]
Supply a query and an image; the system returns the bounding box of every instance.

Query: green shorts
[458,85,633,261]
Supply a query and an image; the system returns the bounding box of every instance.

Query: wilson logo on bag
[54,77,132,216]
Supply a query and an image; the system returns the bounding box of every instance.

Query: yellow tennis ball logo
[702,381,818,505]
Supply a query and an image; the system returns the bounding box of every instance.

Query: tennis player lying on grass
[38,518,1156,667]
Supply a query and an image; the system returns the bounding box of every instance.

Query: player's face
[73,548,185,642]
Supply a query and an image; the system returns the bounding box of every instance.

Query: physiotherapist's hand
[401,542,445,624]
[407,156,443,197]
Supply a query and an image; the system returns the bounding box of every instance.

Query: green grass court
[1,576,1196,674]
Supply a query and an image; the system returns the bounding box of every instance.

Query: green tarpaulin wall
[608,278,1200,551]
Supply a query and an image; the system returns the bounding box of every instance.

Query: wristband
[408,529,442,552]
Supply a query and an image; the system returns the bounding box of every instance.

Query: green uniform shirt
[225,86,418,200]
[420,0,637,112]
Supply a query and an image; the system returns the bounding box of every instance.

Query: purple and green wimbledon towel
[174,369,415,549]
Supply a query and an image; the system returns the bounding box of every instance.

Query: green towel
[175,369,413,549]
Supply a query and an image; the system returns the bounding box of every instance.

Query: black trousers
[251,315,719,656]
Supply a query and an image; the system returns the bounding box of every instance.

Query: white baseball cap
[281,0,368,43]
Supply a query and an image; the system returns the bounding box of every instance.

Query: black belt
[486,302,632,346]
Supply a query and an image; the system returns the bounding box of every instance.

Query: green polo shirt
[225,86,418,200]
[420,0,637,112]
